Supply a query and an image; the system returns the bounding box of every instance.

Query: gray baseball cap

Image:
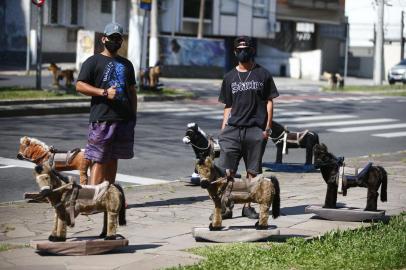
[104,22,123,36]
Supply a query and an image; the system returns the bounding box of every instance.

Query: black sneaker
[242,206,259,219]
[209,209,233,220]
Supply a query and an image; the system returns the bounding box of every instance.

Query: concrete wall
[292,50,322,80]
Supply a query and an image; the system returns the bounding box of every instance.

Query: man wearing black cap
[76,22,137,186]
[217,36,279,219]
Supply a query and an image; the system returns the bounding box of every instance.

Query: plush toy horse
[48,62,75,87]
[313,143,387,211]
[270,121,319,165]
[183,123,280,230]
[34,164,126,241]
[17,136,91,185]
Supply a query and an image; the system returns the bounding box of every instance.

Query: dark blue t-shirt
[218,64,279,129]
[77,54,136,123]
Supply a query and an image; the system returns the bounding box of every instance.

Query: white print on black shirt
[231,80,264,94]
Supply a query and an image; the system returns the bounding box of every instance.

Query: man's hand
[106,85,117,100]
[262,128,272,140]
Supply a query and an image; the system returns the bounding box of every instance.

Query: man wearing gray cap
[76,22,137,186]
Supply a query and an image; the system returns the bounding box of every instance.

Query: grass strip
[0,243,29,252]
[172,214,406,270]
[0,87,80,100]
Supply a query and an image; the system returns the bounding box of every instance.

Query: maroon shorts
[84,120,135,163]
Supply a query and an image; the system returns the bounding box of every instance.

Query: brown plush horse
[139,65,161,89]
[313,143,387,211]
[34,164,126,241]
[17,136,91,185]
[48,63,75,87]
[183,123,280,230]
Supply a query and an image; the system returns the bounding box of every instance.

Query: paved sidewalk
[0,151,405,270]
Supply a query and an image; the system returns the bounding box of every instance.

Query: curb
[0,94,193,118]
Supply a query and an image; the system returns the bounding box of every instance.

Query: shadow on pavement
[128,195,209,209]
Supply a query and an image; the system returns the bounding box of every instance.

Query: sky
[346,0,406,47]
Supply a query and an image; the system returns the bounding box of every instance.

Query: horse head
[313,143,345,184]
[34,164,58,197]
[17,136,50,163]
[183,123,215,163]
[183,123,224,189]
[270,121,288,142]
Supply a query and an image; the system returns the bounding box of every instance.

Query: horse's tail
[378,166,387,202]
[313,132,320,145]
[270,176,281,219]
[114,184,127,226]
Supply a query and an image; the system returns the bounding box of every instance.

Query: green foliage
[0,87,80,100]
[170,214,406,270]
[0,243,29,252]
[138,87,194,98]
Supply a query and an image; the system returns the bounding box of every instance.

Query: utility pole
[112,0,117,23]
[373,0,384,85]
[36,3,43,90]
[344,20,349,82]
[401,11,404,61]
[26,2,31,75]
[149,0,159,67]
[197,0,205,39]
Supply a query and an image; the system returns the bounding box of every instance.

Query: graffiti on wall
[160,36,225,67]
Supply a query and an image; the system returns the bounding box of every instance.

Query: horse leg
[104,212,118,240]
[365,186,378,211]
[209,200,223,230]
[49,217,67,242]
[255,203,270,230]
[48,212,59,241]
[324,184,338,208]
[305,143,314,165]
[78,155,91,185]
[99,212,107,238]
[276,145,283,163]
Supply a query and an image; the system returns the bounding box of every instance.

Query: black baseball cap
[234,36,253,49]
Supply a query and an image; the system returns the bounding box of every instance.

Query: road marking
[276,115,356,122]
[372,131,406,138]
[288,118,398,128]
[0,165,16,169]
[0,157,170,185]
[329,123,406,132]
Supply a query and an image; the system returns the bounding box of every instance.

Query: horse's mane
[21,136,50,151]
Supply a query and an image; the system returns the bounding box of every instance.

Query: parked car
[388,59,406,84]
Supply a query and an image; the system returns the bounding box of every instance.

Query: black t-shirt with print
[218,64,279,129]
[77,54,136,123]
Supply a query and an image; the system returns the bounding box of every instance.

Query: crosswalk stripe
[275,115,356,122]
[0,157,169,185]
[329,123,406,132]
[288,118,397,128]
[372,131,406,138]
[275,111,321,116]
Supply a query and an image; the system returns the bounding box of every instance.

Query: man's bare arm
[221,106,231,130]
[76,81,116,100]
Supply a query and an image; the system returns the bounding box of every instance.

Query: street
[0,80,405,202]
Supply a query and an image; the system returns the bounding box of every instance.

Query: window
[50,0,58,24]
[220,0,237,15]
[101,0,112,14]
[253,0,268,17]
[183,0,212,19]
[71,0,78,25]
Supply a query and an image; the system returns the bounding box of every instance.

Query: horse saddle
[341,162,373,195]
[78,181,110,202]
[49,148,81,167]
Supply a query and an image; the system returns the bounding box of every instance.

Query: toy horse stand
[184,123,281,242]
[306,144,387,222]
[30,164,128,255]
[263,121,319,172]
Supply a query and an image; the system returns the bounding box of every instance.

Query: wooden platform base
[192,226,280,243]
[262,162,315,173]
[305,205,385,222]
[31,237,129,255]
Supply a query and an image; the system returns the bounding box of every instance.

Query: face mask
[236,49,253,63]
[105,40,121,53]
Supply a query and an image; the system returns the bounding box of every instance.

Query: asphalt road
[1,81,405,202]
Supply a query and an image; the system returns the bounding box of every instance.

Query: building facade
[1,0,346,79]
